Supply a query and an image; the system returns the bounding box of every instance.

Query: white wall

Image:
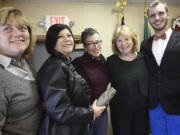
[1,1,180,134]
[2,1,180,57]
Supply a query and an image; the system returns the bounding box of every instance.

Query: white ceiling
[6,0,180,6]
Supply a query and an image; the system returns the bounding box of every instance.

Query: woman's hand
[91,99,106,118]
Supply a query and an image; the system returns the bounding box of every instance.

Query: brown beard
[151,19,168,33]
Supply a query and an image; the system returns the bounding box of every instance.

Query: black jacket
[140,30,180,115]
[37,51,94,135]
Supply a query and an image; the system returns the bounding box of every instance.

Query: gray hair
[81,28,99,45]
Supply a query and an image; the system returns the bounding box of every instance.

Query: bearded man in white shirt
[140,1,180,135]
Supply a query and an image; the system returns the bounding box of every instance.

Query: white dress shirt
[152,28,173,66]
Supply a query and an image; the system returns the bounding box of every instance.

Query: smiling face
[84,33,102,58]
[54,28,74,58]
[148,3,169,34]
[116,34,134,56]
[0,20,30,59]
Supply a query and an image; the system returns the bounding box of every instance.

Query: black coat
[140,30,180,115]
[37,51,94,135]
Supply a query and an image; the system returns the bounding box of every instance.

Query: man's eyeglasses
[85,40,102,46]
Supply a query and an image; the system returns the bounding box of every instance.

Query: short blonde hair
[112,26,138,55]
[0,7,36,56]
[147,0,168,17]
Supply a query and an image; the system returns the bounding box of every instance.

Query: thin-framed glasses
[85,40,102,46]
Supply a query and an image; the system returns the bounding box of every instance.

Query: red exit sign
[45,16,69,30]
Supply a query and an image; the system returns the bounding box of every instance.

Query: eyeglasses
[85,40,102,46]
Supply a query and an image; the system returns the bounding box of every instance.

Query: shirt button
[158,82,161,86]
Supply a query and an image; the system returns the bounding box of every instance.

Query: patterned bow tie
[153,33,167,40]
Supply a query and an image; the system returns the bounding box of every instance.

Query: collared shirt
[0,54,35,80]
[152,28,173,66]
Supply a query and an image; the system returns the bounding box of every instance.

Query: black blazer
[140,30,180,115]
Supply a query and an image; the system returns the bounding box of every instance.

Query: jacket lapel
[160,30,179,67]
[147,37,159,67]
